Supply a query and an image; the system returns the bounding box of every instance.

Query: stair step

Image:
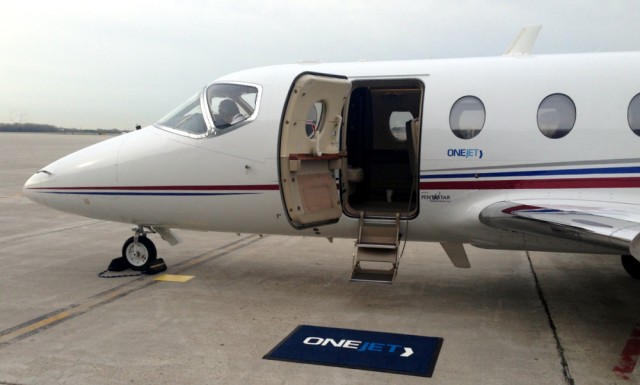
[352,212,401,284]
[359,224,398,245]
[355,242,397,250]
[358,236,396,246]
[355,248,398,263]
[351,267,396,283]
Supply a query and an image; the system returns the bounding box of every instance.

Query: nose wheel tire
[122,236,157,271]
[621,255,640,279]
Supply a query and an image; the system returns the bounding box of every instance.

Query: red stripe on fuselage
[28,177,640,193]
[29,184,280,191]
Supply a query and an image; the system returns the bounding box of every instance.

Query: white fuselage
[24,52,640,255]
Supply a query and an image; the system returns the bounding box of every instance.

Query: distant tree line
[0,123,126,135]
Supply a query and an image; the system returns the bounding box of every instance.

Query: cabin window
[305,101,325,139]
[155,93,207,136]
[389,111,412,142]
[629,93,640,136]
[537,93,576,139]
[207,83,260,135]
[449,96,485,139]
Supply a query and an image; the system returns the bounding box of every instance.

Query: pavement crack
[527,252,575,385]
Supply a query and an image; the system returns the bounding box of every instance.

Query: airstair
[351,212,401,283]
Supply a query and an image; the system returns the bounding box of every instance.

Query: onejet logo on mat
[302,336,414,357]
[264,325,443,377]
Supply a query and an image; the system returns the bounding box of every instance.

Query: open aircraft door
[279,73,351,229]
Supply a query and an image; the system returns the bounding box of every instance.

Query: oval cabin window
[449,96,485,139]
[629,93,640,136]
[537,93,576,139]
[305,101,325,139]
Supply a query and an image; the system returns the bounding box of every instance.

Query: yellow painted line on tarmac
[0,311,70,345]
[0,234,263,348]
[0,283,136,346]
[17,311,70,335]
[154,274,195,283]
[0,193,24,199]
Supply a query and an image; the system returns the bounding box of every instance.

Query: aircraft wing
[479,200,640,258]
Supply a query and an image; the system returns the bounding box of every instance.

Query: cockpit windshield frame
[206,81,262,137]
[154,81,262,139]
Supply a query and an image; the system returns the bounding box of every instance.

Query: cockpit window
[155,92,207,136]
[155,82,261,138]
[207,83,260,132]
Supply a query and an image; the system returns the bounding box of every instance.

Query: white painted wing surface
[479,200,640,258]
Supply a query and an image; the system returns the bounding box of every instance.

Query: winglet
[504,25,542,56]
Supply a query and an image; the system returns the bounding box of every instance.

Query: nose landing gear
[99,226,167,278]
[122,226,158,271]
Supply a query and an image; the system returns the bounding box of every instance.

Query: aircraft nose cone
[23,170,54,205]
[22,133,128,214]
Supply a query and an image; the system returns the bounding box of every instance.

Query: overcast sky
[1,0,639,130]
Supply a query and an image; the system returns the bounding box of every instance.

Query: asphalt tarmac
[1,132,639,384]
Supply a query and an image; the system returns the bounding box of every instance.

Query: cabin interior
[342,79,423,219]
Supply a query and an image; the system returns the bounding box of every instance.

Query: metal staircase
[351,212,401,283]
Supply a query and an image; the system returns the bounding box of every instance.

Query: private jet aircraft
[23,27,640,282]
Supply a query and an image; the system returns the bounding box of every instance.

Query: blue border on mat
[263,325,443,377]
